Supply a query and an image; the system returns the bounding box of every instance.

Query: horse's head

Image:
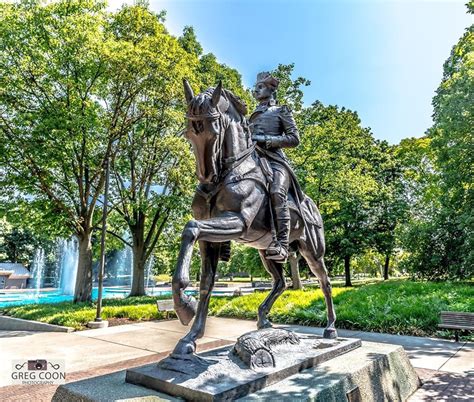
[183,80,230,184]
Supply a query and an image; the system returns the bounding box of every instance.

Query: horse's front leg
[173,241,219,355]
[172,214,245,326]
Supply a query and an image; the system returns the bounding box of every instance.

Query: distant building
[0,263,31,289]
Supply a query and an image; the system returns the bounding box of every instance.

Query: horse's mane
[223,89,248,116]
[188,87,248,118]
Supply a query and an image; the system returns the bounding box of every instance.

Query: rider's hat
[256,72,279,90]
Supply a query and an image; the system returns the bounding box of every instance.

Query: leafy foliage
[272,63,310,112]
[0,0,126,301]
[103,4,197,296]
[0,219,38,265]
[289,101,384,284]
[397,8,473,280]
[427,12,474,279]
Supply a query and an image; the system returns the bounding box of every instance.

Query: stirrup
[265,242,288,262]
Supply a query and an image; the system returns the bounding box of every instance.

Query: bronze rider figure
[249,72,300,262]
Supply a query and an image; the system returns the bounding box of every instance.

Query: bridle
[186,98,255,182]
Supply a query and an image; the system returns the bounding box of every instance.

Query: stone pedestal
[53,341,420,402]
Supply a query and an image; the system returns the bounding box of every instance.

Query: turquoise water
[0,287,173,308]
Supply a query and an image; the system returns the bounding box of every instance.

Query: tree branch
[105,230,132,248]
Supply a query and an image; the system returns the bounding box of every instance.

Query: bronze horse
[171,81,336,355]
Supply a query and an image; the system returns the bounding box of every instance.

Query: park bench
[252,281,272,288]
[438,311,474,342]
[157,299,175,319]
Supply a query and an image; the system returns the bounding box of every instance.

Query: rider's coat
[248,99,300,160]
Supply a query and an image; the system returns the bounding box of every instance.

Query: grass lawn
[209,280,473,339]
[1,280,472,339]
[0,295,175,330]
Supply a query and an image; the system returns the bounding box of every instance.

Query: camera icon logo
[27,360,47,371]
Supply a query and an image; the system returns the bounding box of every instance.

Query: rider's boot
[266,191,290,262]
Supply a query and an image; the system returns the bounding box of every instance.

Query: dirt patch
[107,317,143,327]
[105,317,171,327]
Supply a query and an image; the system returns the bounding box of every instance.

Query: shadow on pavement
[0,330,37,338]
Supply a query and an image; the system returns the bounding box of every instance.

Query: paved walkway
[0,317,472,401]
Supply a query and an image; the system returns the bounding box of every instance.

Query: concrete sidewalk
[0,317,472,400]
[282,324,473,373]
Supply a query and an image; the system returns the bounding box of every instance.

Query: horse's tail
[299,195,325,258]
[219,241,232,262]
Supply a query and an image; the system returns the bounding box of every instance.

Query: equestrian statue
[171,73,337,356]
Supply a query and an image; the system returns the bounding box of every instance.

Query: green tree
[369,141,409,280]
[396,5,473,280]
[0,218,37,265]
[395,137,440,278]
[291,102,380,286]
[103,4,196,296]
[196,53,253,105]
[108,19,254,295]
[272,63,310,113]
[178,26,253,107]
[178,26,203,57]
[221,243,266,281]
[427,5,474,278]
[0,0,122,301]
[0,0,197,301]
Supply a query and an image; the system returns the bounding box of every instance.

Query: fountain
[30,248,45,296]
[110,245,132,287]
[59,238,79,295]
[145,255,155,294]
[0,237,167,308]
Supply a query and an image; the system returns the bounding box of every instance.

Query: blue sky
[110,0,472,144]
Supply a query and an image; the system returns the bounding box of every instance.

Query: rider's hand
[252,134,266,144]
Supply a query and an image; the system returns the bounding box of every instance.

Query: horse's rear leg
[299,244,337,339]
[256,250,286,329]
[173,241,219,355]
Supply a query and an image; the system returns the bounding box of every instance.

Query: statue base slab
[125,335,361,401]
[52,340,419,402]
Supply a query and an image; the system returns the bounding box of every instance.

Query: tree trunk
[344,255,352,287]
[289,252,303,290]
[383,254,390,280]
[74,232,93,303]
[129,217,148,297]
[130,237,146,297]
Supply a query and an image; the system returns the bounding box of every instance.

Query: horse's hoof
[323,327,338,339]
[175,295,197,326]
[257,319,273,330]
[172,339,196,355]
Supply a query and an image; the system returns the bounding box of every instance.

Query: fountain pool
[0,236,177,309]
[0,286,175,308]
